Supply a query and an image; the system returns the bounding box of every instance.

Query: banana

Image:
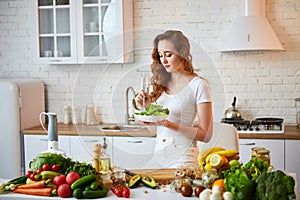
[216,149,239,157]
[205,149,239,163]
[198,146,225,165]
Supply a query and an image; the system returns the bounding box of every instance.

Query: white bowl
[134,114,168,122]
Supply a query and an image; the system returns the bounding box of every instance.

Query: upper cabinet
[35,0,133,64]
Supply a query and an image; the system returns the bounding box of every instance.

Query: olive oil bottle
[100,137,111,171]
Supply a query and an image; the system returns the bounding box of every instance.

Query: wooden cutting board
[125,168,176,184]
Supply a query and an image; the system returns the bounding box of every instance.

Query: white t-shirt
[149,77,212,168]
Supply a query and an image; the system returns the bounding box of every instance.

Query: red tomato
[66,172,80,185]
[57,183,72,198]
[29,173,36,181]
[42,164,51,171]
[25,171,33,178]
[122,188,130,198]
[114,189,123,197]
[52,164,60,172]
[35,169,43,174]
[53,174,67,186]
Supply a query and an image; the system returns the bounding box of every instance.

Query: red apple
[66,172,80,185]
[57,183,72,198]
[53,174,66,186]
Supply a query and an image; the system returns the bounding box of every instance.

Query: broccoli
[255,170,296,200]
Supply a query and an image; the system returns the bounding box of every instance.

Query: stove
[221,117,284,134]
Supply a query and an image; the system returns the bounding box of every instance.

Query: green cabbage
[29,152,73,174]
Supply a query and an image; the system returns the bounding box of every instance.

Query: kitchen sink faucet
[125,86,136,125]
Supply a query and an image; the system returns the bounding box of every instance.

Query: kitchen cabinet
[35,0,133,64]
[112,137,156,169]
[239,139,284,171]
[23,135,70,172]
[285,140,300,195]
[70,136,113,164]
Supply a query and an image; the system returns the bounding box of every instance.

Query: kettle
[39,112,65,155]
[224,97,242,119]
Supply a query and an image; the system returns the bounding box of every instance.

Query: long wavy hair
[150,30,195,102]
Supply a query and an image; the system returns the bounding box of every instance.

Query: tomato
[29,173,36,181]
[114,189,123,197]
[35,169,43,174]
[52,164,60,172]
[66,172,80,185]
[57,183,72,198]
[42,164,51,171]
[122,187,130,198]
[25,171,33,178]
[53,174,67,187]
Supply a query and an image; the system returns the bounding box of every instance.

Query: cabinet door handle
[127,140,143,144]
[40,139,48,141]
[83,140,98,143]
[239,142,256,146]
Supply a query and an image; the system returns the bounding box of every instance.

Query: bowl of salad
[135,104,169,122]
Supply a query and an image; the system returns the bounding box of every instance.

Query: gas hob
[221,117,284,134]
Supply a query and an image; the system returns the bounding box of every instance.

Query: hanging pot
[224,96,242,119]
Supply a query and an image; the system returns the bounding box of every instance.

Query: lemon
[209,154,224,168]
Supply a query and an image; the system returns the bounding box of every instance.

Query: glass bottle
[93,144,101,173]
[100,137,111,171]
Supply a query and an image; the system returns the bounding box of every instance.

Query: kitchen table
[0,179,196,200]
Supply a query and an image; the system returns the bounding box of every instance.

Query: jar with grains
[201,168,219,188]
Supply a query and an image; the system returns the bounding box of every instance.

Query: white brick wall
[0,0,299,125]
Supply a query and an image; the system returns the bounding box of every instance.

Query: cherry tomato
[42,164,51,171]
[122,187,130,198]
[29,173,36,181]
[25,171,33,178]
[114,189,123,197]
[35,169,43,174]
[52,164,60,172]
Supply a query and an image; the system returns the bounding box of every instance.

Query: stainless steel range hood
[220,0,285,52]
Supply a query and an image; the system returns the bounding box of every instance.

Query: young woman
[135,30,213,168]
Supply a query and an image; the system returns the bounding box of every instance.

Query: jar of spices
[256,149,271,164]
[251,146,265,158]
[113,167,126,186]
[100,170,113,190]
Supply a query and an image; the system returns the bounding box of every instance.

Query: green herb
[65,161,96,177]
[135,104,169,116]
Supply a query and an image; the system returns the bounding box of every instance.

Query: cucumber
[82,188,108,199]
[73,188,83,199]
[71,174,97,190]
[90,179,102,190]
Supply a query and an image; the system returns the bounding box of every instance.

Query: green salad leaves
[135,104,169,116]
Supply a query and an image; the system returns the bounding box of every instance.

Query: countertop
[22,123,300,140]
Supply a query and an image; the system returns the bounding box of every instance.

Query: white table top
[0,178,197,200]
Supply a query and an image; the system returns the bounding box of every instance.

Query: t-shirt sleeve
[195,78,212,104]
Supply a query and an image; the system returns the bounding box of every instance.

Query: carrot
[13,187,53,196]
[16,180,46,189]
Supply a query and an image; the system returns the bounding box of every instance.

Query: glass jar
[201,168,219,188]
[251,146,266,158]
[100,170,113,190]
[256,149,270,164]
[113,167,126,186]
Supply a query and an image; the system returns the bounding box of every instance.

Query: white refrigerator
[0,79,45,179]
